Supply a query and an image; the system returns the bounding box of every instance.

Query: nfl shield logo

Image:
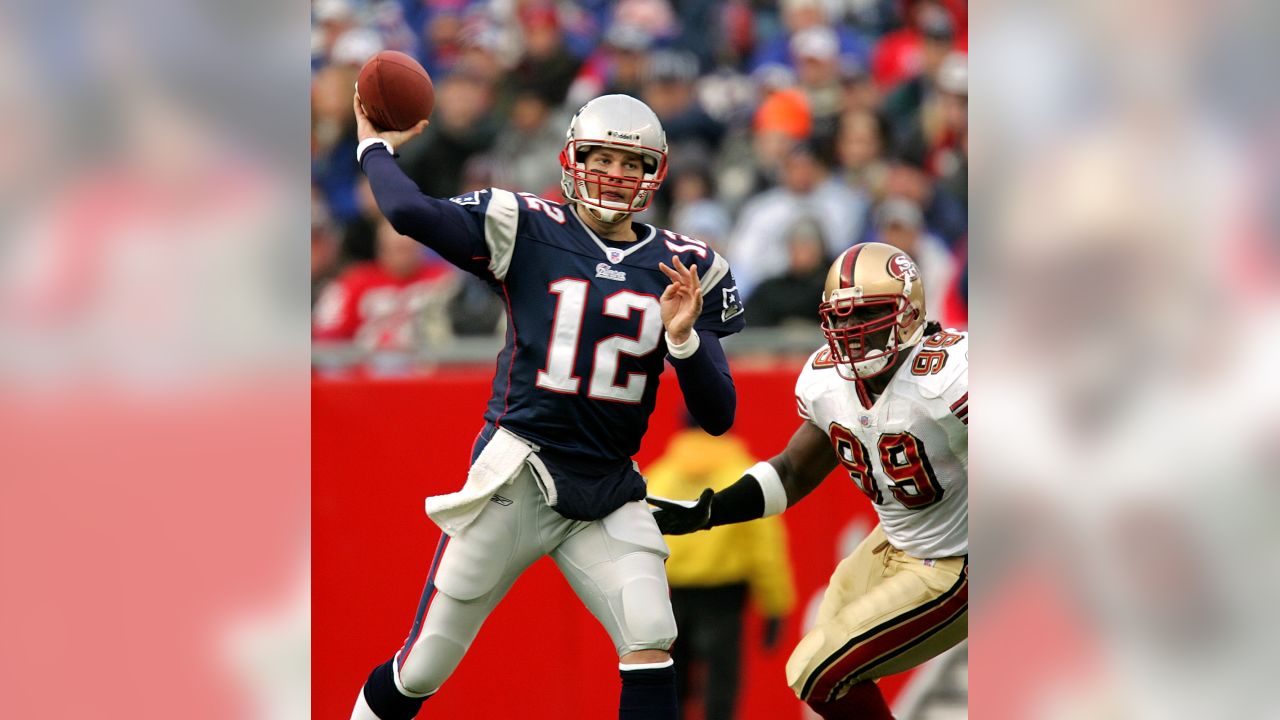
[607,248,624,264]
[859,415,872,427]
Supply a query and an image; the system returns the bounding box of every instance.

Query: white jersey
[795,330,969,558]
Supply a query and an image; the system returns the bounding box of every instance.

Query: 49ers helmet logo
[887,253,919,281]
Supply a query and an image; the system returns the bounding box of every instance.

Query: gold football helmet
[819,242,927,379]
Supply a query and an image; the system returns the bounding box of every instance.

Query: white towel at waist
[424,426,535,537]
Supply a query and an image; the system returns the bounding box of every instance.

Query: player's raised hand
[647,489,714,535]
[658,255,702,344]
[353,93,429,150]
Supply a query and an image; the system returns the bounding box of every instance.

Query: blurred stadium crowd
[311,0,969,355]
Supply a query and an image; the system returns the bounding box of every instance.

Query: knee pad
[619,574,678,651]
[396,633,469,697]
[786,627,828,697]
[607,503,676,652]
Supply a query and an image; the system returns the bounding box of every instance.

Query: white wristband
[747,461,788,518]
[665,330,700,359]
[356,138,394,163]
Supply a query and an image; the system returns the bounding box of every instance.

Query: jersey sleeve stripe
[949,393,968,412]
[699,252,731,296]
[484,189,520,281]
[796,396,811,420]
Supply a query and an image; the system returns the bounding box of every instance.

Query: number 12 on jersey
[536,278,663,404]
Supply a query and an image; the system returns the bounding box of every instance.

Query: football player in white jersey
[651,242,967,719]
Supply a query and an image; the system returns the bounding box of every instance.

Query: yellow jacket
[644,430,797,618]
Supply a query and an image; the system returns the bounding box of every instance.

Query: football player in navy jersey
[347,93,747,720]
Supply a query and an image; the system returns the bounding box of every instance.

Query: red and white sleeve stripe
[949,392,968,425]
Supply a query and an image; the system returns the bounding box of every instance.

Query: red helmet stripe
[839,244,866,288]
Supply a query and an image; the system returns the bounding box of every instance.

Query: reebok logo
[595,263,626,281]
[490,494,513,506]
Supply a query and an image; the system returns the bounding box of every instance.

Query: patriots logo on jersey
[721,286,743,322]
[595,263,626,281]
[449,190,488,206]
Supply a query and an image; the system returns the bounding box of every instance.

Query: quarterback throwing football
[349,93,747,720]
[652,242,967,719]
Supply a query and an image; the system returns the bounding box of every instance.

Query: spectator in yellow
[646,427,797,720]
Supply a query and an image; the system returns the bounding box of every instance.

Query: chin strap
[584,203,631,225]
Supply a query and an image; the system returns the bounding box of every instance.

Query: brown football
[356,51,435,131]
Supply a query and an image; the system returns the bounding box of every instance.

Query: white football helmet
[560,95,669,224]
[820,242,928,379]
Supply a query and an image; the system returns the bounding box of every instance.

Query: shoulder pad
[511,191,569,223]
[796,345,837,385]
[698,251,731,294]
[810,346,838,369]
[795,345,840,421]
[656,227,715,263]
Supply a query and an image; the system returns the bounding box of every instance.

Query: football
[356,51,435,131]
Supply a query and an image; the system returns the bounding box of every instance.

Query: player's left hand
[658,256,702,344]
[647,489,714,534]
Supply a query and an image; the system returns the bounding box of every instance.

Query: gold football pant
[786,525,967,703]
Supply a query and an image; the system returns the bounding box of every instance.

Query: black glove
[762,617,783,651]
[647,489,714,535]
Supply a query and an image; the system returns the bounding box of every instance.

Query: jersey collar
[569,207,656,264]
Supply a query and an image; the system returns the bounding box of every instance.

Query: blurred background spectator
[312,186,342,306]
[398,69,500,200]
[834,108,891,197]
[747,216,830,328]
[311,0,970,361]
[312,218,457,352]
[727,141,866,300]
[868,195,956,321]
[667,162,732,253]
[749,0,871,77]
[488,89,570,199]
[645,425,797,720]
[504,4,582,107]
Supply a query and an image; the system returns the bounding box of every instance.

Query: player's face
[848,303,895,354]
[582,147,645,206]
[824,299,898,361]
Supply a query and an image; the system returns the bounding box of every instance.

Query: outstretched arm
[353,95,490,272]
[649,421,838,534]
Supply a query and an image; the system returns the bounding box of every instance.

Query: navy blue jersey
[438,188,745,462]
